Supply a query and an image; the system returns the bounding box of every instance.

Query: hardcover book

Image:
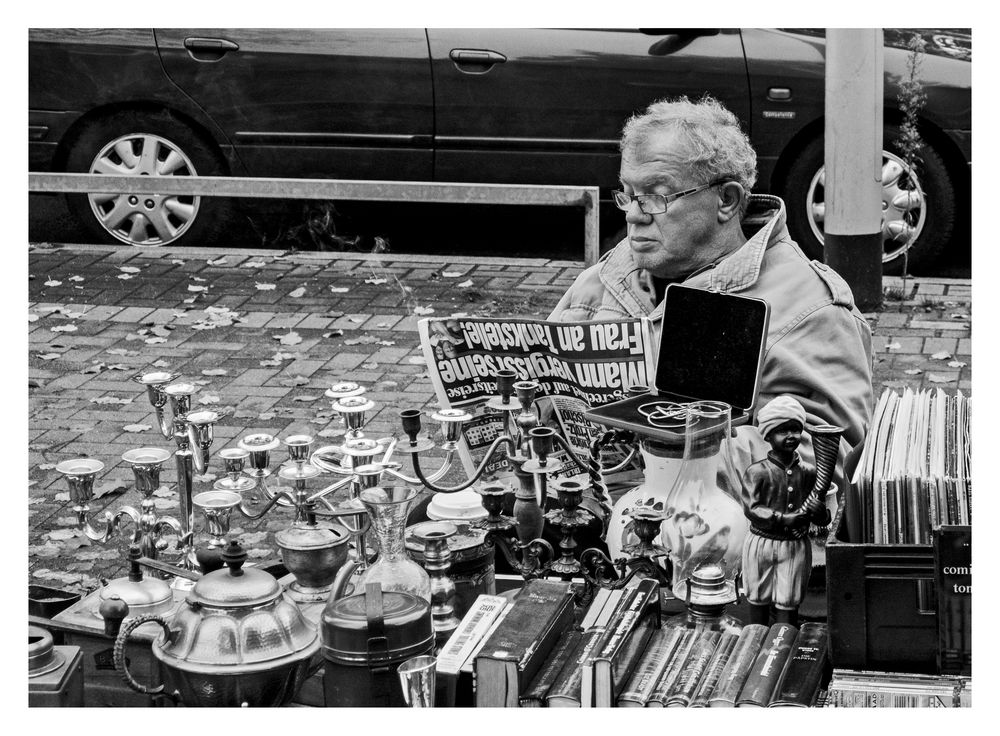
[546,628,607,707]
[518,629,583,707]
[665,630,722,707]
[617,626,685,707]
[708,624,768,707]
[583,578,661,708]
[436,594,511,707]
[646,629,697,707]
[690,631,740,708]
[475,579,576,707]
[735,623,798,707]
[769,622,829,707]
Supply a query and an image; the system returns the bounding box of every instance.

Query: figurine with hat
[739,395,831,628]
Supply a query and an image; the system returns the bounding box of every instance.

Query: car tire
[64,109,234,248]
[780,126,956,274]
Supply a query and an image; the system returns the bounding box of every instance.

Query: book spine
[545,628,605,707]
[735,623,798,707]
[690,631,740,707]
[581,586,642,707]
[664,630,721,707]
[647,629,697,706]
[708,624,769,706]
[518,628,582,707]
[769,622,829,707]
[616,626,684,707]
[437,594,510,675]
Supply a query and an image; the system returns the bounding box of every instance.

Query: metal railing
[28,173,602,266]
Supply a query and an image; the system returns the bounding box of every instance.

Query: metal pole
[824,28,884,311]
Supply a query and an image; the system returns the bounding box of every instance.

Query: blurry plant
[248,200,362,252]
[893,33,927,279]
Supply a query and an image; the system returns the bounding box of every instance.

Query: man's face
[767,420,804,453]
[619,129,721,279]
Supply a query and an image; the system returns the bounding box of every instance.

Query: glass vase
[660,401,748,599]
[355,486,431,602]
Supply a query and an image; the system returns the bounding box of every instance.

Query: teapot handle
[113,614,177,702]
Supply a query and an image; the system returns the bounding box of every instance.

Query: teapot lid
[187,541,282,608]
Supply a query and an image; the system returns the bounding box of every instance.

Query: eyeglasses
[612,180,728,215]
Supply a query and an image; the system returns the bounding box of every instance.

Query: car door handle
[449,48,507,73]
[183,37,239,61]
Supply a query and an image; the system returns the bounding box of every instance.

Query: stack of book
[849,388,971,544]
[825,669,972,707]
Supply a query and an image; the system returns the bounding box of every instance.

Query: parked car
[29,28,970,270]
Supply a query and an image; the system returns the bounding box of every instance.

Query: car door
[427,29,750,190]
[155,29,434,181]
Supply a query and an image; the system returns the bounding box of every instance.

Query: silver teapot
[113,540,319,707]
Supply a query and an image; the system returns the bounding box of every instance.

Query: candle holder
[409,521,462,645]
[326,381,375,441]
[191,489,241,572]
[132,370,181,439]
[579,506,673,593]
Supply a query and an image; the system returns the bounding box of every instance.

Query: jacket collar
[599,194,787,319]
[765,451,801,471]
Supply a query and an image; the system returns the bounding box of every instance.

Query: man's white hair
[620,95,758,192]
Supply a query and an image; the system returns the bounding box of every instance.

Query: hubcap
[805,150,927,263]
[87,133,200,247]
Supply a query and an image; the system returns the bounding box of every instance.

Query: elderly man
[551,96,873,492]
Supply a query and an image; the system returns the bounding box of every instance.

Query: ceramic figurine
[740,395,831,628]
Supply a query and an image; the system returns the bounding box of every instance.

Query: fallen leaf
[375,322,390,328]
[361,362,379,370]
[188,285,209,292]
[28,313,39,322]
[117,273,135,280]
[927,374,955,384]
[69,275,85,282]
[44,279,62,287]
[90,396,132,405]
[256,283,277,291]
[408,356,427,365]
[318,428,347,438]
[123,423,152,432]
[413,306,435,315]
[47,528,82,542]
[442,271,463,278]
[106,348,134,356]
[951,313,969,320]
[145,337,167,345]
[93,482,127,499]
[349,317,365,324]
[948,360,968,368]
[119,266,141,274]
[244,260,267,269]
[885,342,901,350]
[930,351,952,360]
[202,368,228,376]
[63,310,85,319]
[376,339,396,347]
[37,463,57,471]
[272,351,295,360]
[171,259,185,265]
[207,257,228,266]
[344,336,378,346]
[152,359,170,368]
[258,412,276,420]
[106,363,129,371]
[182,297,196,304]
[50,324,78,333]
[81,363,106,375]
[904,368,923,376]
[289,286,306,298]
[259,359,282,367]
[191,276,207,282]
[280,376,311,387]
[198,395,220,405]
[29,545,62,559]
[276,331,303,346]
[37,353,60,361]
[365,277,387,285]
[54,492,70,502]
[458,280,474,288]
[330,286,350,294]
[323,330,345,339]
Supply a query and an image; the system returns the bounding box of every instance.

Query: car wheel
[781,128,956,274]
[64,110,233,248]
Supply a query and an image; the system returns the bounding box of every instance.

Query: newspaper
[418,317,654,486]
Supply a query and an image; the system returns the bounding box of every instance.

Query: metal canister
[405,521,495,619]
[321,583,433,707]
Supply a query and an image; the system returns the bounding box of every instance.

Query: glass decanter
[354,486,431,602]
[660,400,748,600]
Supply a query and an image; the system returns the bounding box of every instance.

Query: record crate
[825,505,971,676]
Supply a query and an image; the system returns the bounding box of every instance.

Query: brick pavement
[27,243,972,592]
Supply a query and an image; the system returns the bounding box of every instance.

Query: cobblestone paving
[27,243,971,594]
